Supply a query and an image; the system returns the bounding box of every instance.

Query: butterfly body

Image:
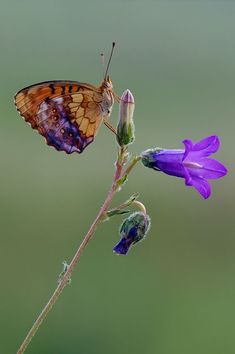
[14,77,114,154]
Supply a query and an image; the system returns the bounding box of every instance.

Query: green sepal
[141,148,164,168]
[117,122,135,147]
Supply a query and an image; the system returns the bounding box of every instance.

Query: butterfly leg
[103,119,117,135]
[113,91,121,103]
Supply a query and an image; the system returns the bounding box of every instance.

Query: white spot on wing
[37,101,49,122]
[53,97,63,104]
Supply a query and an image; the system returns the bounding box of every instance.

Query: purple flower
[141,135,227,199]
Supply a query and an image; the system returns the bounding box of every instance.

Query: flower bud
[117,89,135,146]
[113,212,151,255]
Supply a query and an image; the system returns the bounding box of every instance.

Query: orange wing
[14,81,108,154]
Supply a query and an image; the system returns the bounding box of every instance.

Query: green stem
[16,147,126,354]
[122,155,141,178]
[132,200,147,214]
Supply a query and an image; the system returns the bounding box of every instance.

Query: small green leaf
[106,209,130,218]
[117,175,128,187]
[124,192,139,206]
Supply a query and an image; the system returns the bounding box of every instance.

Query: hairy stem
[122,155,141,178]
[16,147,126,354]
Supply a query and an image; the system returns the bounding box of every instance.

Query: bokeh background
[0,1,234,353]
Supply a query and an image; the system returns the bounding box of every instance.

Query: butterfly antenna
[104,42,116,80]
[100,52,106,79]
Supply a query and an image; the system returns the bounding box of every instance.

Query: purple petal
[113,238,130,255]
[182,139,193,161]
[150,150,186,178]
[186,158,228,180]
[190,136,220,158]
[190,177,211,199]
[183,166,193,186]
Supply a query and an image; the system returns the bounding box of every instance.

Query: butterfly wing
[14,80,107,154]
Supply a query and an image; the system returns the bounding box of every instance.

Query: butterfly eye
[68,132,74,137]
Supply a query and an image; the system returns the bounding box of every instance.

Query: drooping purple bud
[113,212,151,255]
[117,89,135,146]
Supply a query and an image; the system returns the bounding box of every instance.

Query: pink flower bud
[117,89,135,146]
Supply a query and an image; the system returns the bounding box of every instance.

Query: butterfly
[14,44,117,154]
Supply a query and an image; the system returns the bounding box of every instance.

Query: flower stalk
[16,144,139,354]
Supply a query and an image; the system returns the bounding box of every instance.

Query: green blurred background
[0,1,234,353]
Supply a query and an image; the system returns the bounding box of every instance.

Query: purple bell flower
[141,135,227,199]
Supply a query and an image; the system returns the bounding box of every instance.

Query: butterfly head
[102,75,113,90]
